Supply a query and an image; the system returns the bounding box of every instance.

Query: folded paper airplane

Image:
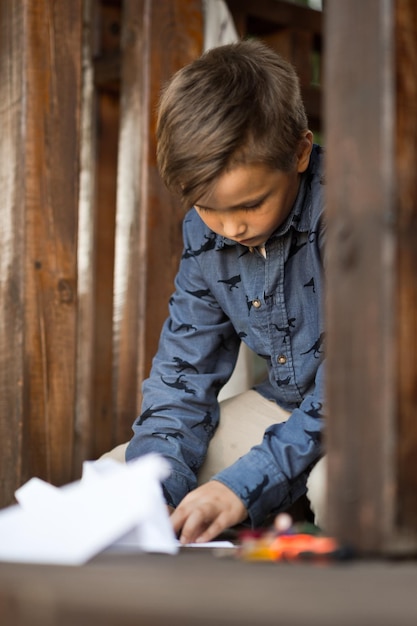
[0,454,179,565]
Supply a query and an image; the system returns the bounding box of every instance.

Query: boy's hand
[170,481,247,544]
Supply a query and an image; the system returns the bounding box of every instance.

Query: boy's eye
[195,198,265,213]
[241,201,263,211]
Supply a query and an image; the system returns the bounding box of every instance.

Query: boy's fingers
[169,482,247,544]
[170,507,189,536]
[194,515,226,544]
[178,508,211,544]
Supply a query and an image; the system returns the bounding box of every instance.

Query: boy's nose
[222,217,246,239]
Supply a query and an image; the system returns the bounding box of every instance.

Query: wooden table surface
[1,548,417,625]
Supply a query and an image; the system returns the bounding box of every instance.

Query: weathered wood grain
[325,0,417,553]
[0,0,26,505]
[0,0,82,504]
[112,0,203,444]
[395,0,417,534]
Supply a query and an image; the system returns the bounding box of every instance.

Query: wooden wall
[0,0,83,504]
[0,0,203,504]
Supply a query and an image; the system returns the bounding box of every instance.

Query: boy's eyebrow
[196,192,269,211]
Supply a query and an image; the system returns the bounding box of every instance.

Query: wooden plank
[89,1,122,460]
[73,0,98,473]
[0,0,26,506]
[112,0,203,444]
[1,555,417,625]
[91,90,120,458]
[395,0,417,533]
[23,0,82,486]
[325,0,417,553]
[73,0,124,469]
[325,0,396,554]
[0,0,83,503]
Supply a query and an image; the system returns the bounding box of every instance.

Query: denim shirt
[126,145,325,526]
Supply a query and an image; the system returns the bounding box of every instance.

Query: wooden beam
[0,0,26,505]
[112,0,203,444]
[0,0,83,504]
[325,0,417,554]
[73,0,101,473]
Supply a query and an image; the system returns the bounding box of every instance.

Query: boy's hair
[156,39,308,208]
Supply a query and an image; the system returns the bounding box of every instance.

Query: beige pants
[100,389,327,527]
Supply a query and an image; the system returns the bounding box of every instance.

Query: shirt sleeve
[125,217,241,508]
[212,360,325,527]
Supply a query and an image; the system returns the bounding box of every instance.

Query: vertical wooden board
[143,0,204,392]
[91,90,120,458]
[395,0,417,534]
[22,0,83,485]
[0,0,25,506]
[112,0,147,446]
[113,0,203,443]
[74,0,98,473]
[324,0,397,551]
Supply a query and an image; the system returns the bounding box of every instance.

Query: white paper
[0,454,179,565]
[181,541,235,549]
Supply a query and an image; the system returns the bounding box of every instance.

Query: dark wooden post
[0,0,82,505]
[111,0,203,445]
[395,0,417,545]
[325,0,417,554]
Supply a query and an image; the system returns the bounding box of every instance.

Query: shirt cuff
[212,455,307,527]
[161,469,197,509]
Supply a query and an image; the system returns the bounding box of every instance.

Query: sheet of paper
[0,454,178,565]
[103,538,235,554]
[182,541,236,548]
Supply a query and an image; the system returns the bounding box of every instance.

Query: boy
[126,40,326,543]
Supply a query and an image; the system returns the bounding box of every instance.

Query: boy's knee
[306,456,327,529]
[98,442,128,464]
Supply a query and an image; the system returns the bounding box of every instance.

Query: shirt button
[277,354,287,365]
[252,299,262,309]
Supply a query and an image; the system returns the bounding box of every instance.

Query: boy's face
[194,135,312,248]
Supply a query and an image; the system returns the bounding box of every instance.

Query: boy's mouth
[235,237,259,246]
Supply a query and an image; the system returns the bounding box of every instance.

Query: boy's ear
[296,130,314,173]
